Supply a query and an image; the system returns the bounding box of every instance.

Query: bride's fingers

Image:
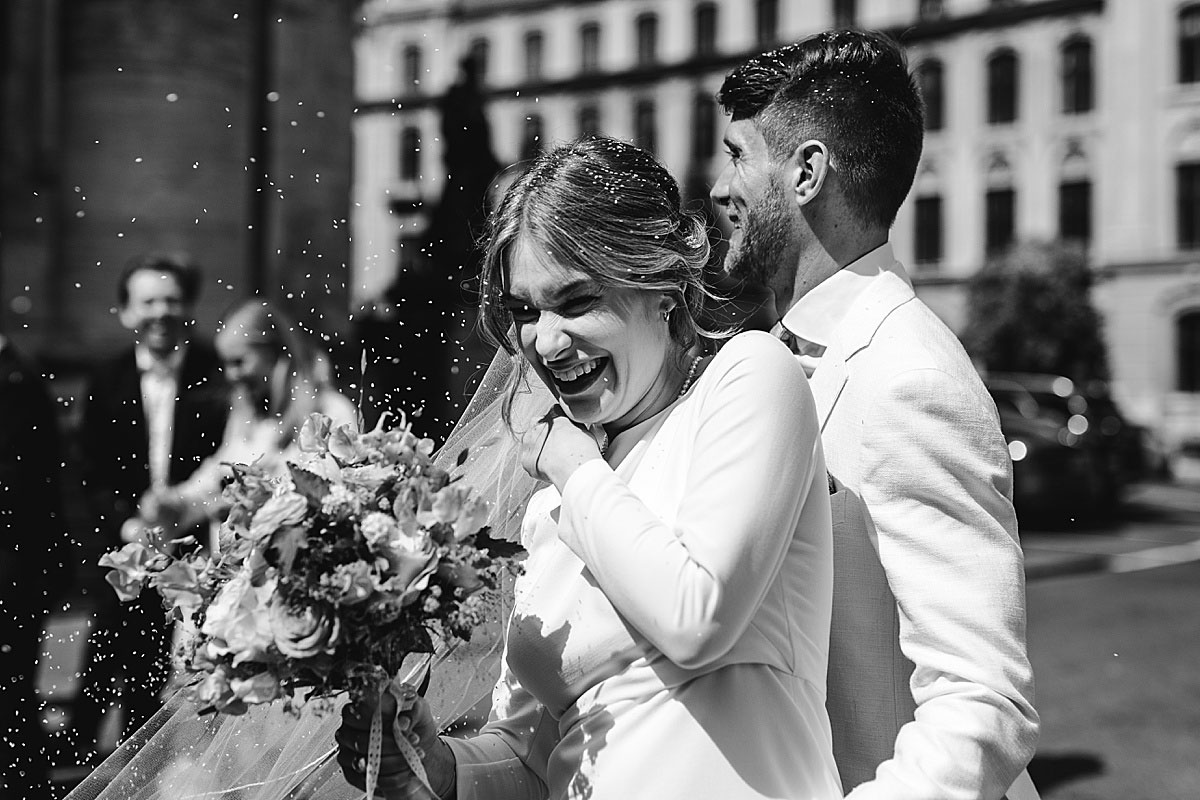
[341,693,399,728]
[336,750,420,791]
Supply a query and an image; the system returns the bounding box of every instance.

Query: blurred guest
[134,299,358,537]
[0,332,70,799]
[73,253,228,757]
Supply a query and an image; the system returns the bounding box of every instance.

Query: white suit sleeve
[557,334,821,669]
[849,367,1039,800]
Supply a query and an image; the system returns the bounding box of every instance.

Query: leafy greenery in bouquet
[100,412,515,716]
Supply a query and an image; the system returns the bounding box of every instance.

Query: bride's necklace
[598,354,703,457]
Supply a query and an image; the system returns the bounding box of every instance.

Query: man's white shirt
[134,344,184,489]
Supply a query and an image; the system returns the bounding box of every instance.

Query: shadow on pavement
[1028,752,1105,796]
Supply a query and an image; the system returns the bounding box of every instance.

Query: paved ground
[1026,562,1200,800]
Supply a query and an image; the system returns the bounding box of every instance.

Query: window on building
[695,3,718,57]
[402,45,422,92]
[636,14,658,67]
[468,38,490,85]
[1062,37,1094,114]
[919,0,945,20]
[916,59,945,131]
[1181,5,1200,83]
[400,126,421,180]
[521,115,544,161]
[1059,180,1092,245]
[578,104,601,137]
[756,0,778,46]
[914,195,943,265]
[580,23,601,74]
[987,49,1019,124]
[1178,311,1200,391]
[985,187,1015,255]
[691,93,715,163]
[524,31,544,81]
[1178,162,1200,248]
[634,99,657,154]
[833,0,857,29]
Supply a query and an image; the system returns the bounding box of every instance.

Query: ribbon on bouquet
[365,659,437,800]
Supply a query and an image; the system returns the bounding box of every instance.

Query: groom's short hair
[717,29,924,230]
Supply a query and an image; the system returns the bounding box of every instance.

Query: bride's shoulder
[690,330,806,402]
[708,329,799,372]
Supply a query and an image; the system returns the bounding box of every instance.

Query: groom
[711,30,1040,800]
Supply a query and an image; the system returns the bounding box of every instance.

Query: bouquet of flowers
[101,411,515,718]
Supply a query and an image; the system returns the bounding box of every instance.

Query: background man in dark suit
[0,330,70,799]
[72,253,229,757]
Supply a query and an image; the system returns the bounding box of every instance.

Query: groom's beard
[723,177,796,292]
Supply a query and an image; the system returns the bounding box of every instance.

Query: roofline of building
[890,0,1104,45]
[355,0,1105,116]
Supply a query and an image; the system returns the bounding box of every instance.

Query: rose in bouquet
[101,411,515,717]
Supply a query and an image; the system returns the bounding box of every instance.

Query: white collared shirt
[778,242,912,373]
[135,344,185,488]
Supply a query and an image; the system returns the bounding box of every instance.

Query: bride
[66,136,841,800]
[336,136,842,800]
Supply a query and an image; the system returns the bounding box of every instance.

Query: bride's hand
[336,687,455,799]
[520,406,603,490]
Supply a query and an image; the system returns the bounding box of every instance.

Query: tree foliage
[962,241,1109,381]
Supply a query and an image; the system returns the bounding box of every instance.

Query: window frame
[399,125,421,180]
[914,194,944,266]
[636,13,658,67]
[402,44,422,93]
[521,114,544,162]
[986,48,1019,125]
[756,0,778,47]
[1178,310,1200,391]
[580,22,601,75]
[1058,179,1092,245]
[524,30,545,82]
[985,186,1016,256]
[634,98,658,155]
[695,2,718,57]
[468,38,490,86]
[1181,4,1200,83]
[1178,162,1200,249]
[916,59,945,132]
[1061,36,1094,114]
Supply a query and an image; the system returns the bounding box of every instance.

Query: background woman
[337,136,842,800]
[127,298,357,543]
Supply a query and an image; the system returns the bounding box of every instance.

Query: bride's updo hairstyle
[477,135,712,424]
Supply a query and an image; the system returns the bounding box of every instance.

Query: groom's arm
[852,366,1039,800]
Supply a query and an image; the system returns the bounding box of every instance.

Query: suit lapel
[810,342,848,432]
[810,269,917,429]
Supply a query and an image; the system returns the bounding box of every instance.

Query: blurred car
[986,372,1150,507]
[985,376,1107,520]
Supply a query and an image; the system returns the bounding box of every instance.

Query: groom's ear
[788,139,830,208]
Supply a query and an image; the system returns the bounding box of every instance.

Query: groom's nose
[710,164,731,207]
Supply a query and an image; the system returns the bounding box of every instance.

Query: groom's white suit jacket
[786,246,1040,800]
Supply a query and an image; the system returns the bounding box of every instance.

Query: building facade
[353,0,1200,451]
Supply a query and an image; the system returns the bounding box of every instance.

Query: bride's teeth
[554,359,598,381]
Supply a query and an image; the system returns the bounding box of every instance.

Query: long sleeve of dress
[848,367,1039,800]
[444,656,554,800]
[557,332,821,669]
